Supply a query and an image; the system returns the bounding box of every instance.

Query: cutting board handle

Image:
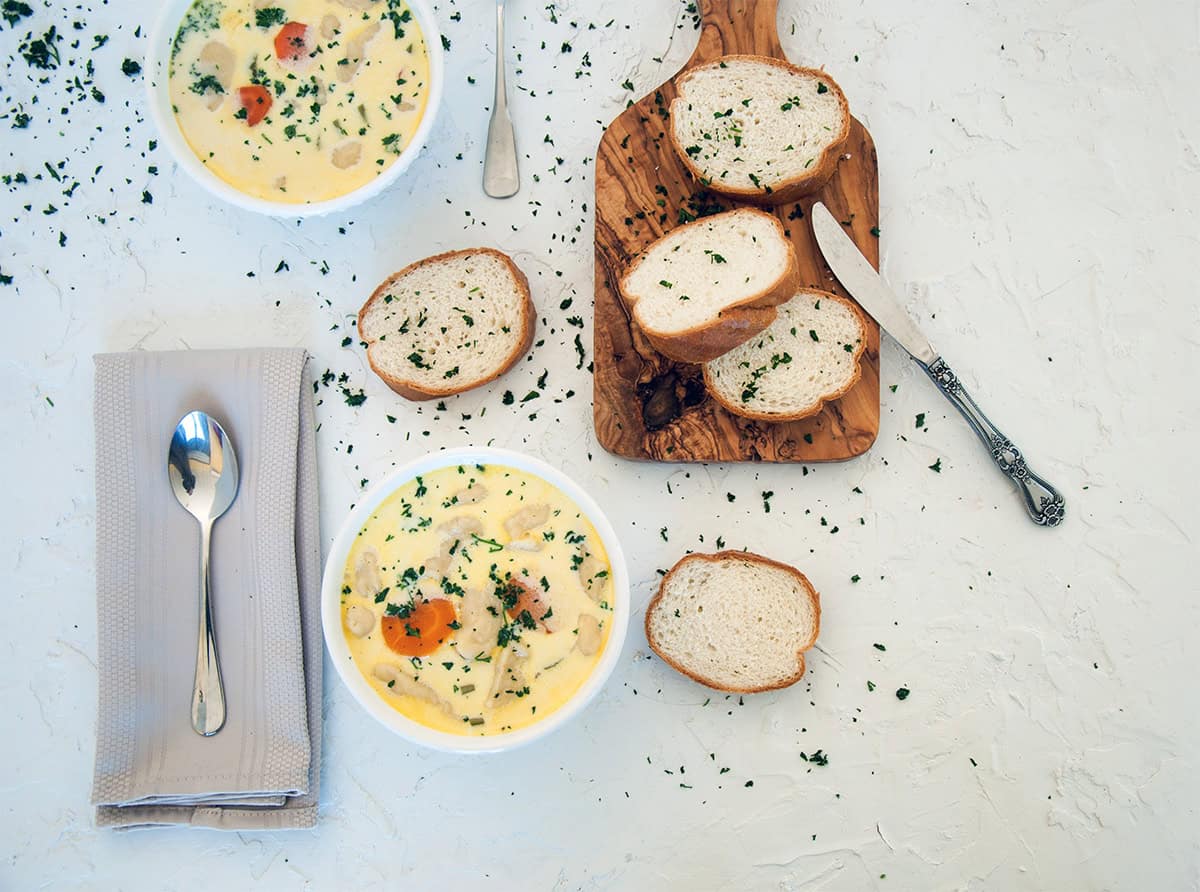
[690,0,783,64]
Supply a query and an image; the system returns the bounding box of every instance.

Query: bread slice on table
[618,208,799,364]
[645,551,820,693]
[703,289,867,421]
[358,248,534,401]
[669,55,851,205]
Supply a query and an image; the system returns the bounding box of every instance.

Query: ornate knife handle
[919,358,1065,527]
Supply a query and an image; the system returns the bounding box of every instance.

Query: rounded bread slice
[618,208,800,364]
[669,55,851,204]
[645,551,820,693]
[358,248,534,401]
[703,289,867,421]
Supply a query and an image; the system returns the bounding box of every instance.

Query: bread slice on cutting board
[645,551,820,693]
[703,289,867,421]
[358,248,535,401]
[618,208,800,364]
[669,55,851,204]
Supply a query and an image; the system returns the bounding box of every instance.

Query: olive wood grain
[593,0,881,462]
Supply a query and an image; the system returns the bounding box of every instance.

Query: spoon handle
[483,0,519,197]
[192,520,226,736]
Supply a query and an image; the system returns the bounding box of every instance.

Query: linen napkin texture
[91,348,322,830]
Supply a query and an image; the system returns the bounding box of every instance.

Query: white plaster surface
[2,0,1199,888]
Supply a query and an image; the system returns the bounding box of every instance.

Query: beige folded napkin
[91,348,322,830]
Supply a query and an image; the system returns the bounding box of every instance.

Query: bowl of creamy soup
[321,448,630,752]
[146,0,443,215]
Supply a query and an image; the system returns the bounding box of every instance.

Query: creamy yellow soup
[168,0,430,203]
[340,464,614,736]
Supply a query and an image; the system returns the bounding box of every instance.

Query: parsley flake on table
[2,2,34,28]
[20,25,61,69]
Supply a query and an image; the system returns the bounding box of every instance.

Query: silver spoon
[168,410,239,736]
[483,0,519,197]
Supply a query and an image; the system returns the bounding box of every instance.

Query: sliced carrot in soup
[274,22,310,61]
[237,85,272,126]
[381,598,458,656]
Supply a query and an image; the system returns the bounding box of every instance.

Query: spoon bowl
[169,412,239,521]
[169,410,240,736]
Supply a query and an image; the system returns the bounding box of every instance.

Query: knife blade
[810,203,936,365]
[810,201,1065,527]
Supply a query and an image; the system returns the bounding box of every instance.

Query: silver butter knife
[811,202,1065,527]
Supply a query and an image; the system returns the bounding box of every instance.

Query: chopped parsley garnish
[470,533,504,553]
[190,73,224,96]
[386,6,412,39]
[254,7,286,28]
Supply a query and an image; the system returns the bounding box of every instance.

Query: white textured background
[2,0,1198,888]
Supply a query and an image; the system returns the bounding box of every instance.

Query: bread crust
[668,55,852,206]
[703,291,869,421]
[357,248,535,401]
[645,550,821,693]
[618,209,801,364]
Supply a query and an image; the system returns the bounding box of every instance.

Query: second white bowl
[321,447,631,754]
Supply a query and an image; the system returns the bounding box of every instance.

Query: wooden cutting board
[592,0,880,462]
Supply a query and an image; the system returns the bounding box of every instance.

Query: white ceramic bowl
[146,0,444,217]
[321,447,630,753]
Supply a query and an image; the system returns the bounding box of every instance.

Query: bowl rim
[145,0,444,218]
[320,447,631,754]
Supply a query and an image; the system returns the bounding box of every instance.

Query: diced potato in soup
[168,0,431,203]
[339,464,613,736]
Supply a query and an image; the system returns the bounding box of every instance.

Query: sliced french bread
[618,208,800,364]
[358,248,534,401]
[645,551,820,693]
[669,55,851,204]
[703,289,867,422]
